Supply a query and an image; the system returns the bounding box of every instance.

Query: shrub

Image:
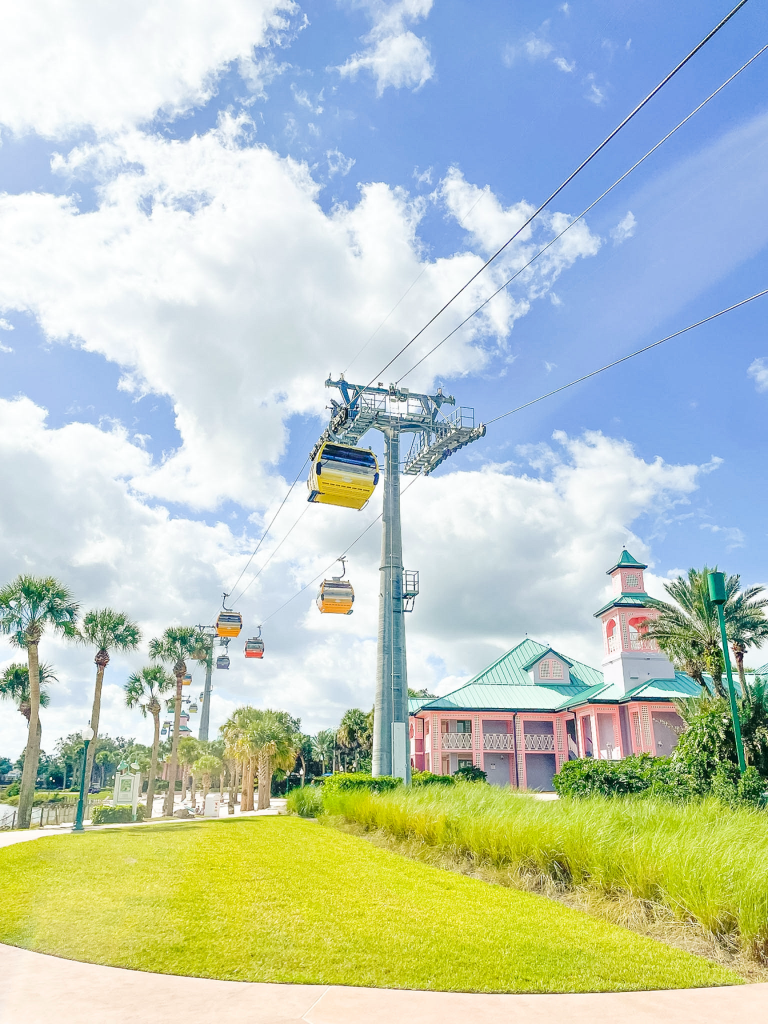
[287,787,323,818]
[553,754,692,799]
[739,766,767,807]
[453,764,487,783]
[91,804,146,825]
[3,782,19,798]
[411,770,454,787]
[321,773,402,795]
[711,761,740,806]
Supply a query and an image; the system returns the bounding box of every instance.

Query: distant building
[409,549,701,791]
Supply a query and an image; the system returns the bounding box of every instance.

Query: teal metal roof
[562,672,703,707]
[408,696,435,713]
[420,682,592,712]
[412,639,603,714]
[606,549,647,574]
[593,593,651,617]
[521,647,574,671]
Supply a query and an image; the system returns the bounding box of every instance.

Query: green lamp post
[73,726,95,832]
[707,571,746,774]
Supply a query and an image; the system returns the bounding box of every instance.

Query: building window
[625,573,640,588]
[539,659,563,679]
[456,720,471,734]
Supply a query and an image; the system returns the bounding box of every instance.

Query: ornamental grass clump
[322,784,768,959]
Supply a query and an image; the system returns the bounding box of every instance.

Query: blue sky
[1,0,767,755]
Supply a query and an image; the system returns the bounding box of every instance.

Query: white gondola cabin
[307,442,379,510]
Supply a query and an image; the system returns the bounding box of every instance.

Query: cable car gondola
[317,557,354,615]
[216,594,243,638]
[245,626,265,659]
[182,674,192,686]
[189,703,198,714]
[307,442,379,510]
[216,654,230,670]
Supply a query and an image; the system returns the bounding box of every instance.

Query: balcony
[524,734,555,752]
[483,733,514,751]
[441,733,473,750]
[629,639,657,652]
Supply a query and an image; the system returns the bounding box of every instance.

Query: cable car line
[351,0,751,395]
[254,287,767,630]
[342,186,491,377]
[485,288,768,426]
[260,476,422,625]
[228,504,311,606]
[394,42,768,386]
[223,454,310,603]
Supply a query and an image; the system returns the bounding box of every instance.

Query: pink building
[409,550,696,791]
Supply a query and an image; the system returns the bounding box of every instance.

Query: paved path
[2,816,767,1023]
[0,944,765,1024]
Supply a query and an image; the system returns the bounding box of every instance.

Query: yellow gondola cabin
[307,442,379,510]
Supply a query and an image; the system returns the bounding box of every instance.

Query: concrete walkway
[1,816,767,1023]
[1,944,765,1024]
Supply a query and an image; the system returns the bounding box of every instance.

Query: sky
[1,0,768,760]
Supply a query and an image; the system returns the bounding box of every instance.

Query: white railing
[630,639,657,651]
[524,734,555,751]
[441,734,473,750]
[483,734,514,750]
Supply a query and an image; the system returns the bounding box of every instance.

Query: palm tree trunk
[18,639,42,830]
[257,752,271,810]
[240,758,249,810]
[734,647,750,700]
[146,710,160,816]
[163,673,183,816]
[84,657,108,797]
[180,765,188,803]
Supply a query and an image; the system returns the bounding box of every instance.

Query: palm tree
[79,609,141,794]
[192,754,222,803]
[177,736,201,802]
[336,708,371,770]
[222,707,258,811]
[250,710,298,810]
[149,627,208,816]
[312,729,335,775]
[0,576,79,828]
[125,665,175,815]
[0,662,57,729]
[646,568,768,698]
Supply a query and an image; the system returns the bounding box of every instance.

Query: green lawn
[0,816,740,993]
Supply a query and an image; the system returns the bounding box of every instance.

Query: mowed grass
[321,785,768,959]
[0,817,739,992]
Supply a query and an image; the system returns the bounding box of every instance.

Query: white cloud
[0,1,297,138]
[611,211,636,244]
[0,319,13,330]
[0,402,708,759]
[585,74,606,105]
[699,523,746,550]
[554,57,575,73]
[439,167,601,324]
[525,37,554,60]
[326,148,356,177]
[338,0,435,95]
[748,357,768,392]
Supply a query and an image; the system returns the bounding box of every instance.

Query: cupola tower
[594,549,675,693]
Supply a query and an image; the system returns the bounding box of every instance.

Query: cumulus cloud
[0,0,297,138]
[326,148,356,177]
[748,357,768,392]
[611,211,636,244]
[338,0,435,95]
[0,400,708,757]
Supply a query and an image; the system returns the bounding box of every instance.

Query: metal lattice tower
[315,377,485,781]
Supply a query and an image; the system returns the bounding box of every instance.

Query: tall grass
[287,786,323,817]
[322,784,768,958]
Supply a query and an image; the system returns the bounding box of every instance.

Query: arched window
[605,618,618,652]
[628,616,649,650]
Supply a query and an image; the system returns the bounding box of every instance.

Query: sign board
[113,772,142,819]
[204,793,221,818]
